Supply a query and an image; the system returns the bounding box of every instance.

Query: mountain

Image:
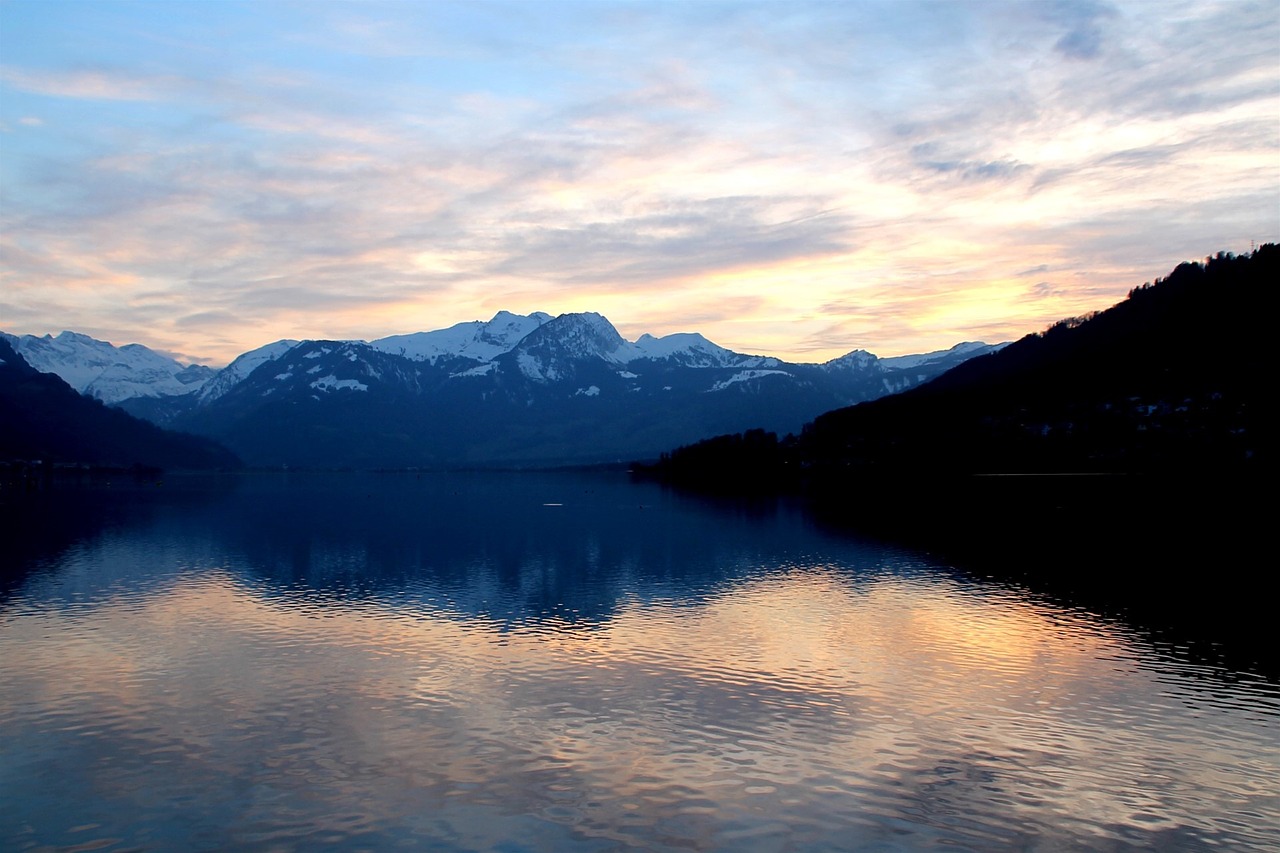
[502,312,631,382]
[165,312,1001,468]
[0,339,240,471]
[370,310,551,363]
[649,246,1272,485]
[878,341,1004,375]
[631,332,772,368]
[5,312,1002,469]
[804,247,1269,475]
[198,339,302,403]
[0,331,214,405]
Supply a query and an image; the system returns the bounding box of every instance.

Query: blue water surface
[2,471,1277,851]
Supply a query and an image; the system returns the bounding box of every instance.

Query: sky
[1,1,1277,366]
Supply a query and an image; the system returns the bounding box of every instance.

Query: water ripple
[3,475,1278,851]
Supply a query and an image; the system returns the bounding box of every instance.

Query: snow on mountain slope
[1,330,214,404]
[13,313,1006,427]
[310,375,369,393]
[68,308,1009,467]
[198,339,301,402]
[879,341,1004,371]
[371,311,552,364]
[507,312,633,381]
[373,311,778,377]
[629,332,775,368]
[820,349,878,372]
[706,369,793,392]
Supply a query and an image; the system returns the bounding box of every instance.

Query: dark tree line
[641,245,1274,488]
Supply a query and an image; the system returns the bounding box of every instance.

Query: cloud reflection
[4,563,1276,850]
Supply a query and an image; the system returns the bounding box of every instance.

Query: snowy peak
[11,315,1005,427]
[632,331,717,358]
[821,349,878,372]
[629,332,773,369]
[820,342,1006,375]
[85,356,215,403]
[198,339,301,402]
[477,310,554,350]
[1,330,214,404]
[507,312,630,382]
[553,312,628,355]
[373,313,770,373]
[879,341,1005,372]
[3,330,131,393]
[370,311,552,364]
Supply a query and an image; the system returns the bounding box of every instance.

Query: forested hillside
[646,246,1273,486]
[0,339,240,472]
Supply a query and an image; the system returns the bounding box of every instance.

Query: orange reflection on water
[3,564,1277,850]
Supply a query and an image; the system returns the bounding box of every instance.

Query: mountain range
[2,315,1003,469]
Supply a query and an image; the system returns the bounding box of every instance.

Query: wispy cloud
[1044,0,1120,60]
[0,65,174,101]
[0,0,1275,363]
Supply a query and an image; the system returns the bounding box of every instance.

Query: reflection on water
[2,472,1278,852]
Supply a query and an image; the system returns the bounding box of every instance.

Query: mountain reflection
[4,472,1278,851]
[10,471,922,626]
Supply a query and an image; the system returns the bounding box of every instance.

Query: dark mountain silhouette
[648,245,1272,484]
[641,248,1274,662]
[804,247,1269,476]
[0,338,240,471]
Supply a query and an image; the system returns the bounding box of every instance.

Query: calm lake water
[2,472,1277,852]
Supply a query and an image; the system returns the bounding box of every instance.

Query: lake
[2,471,1277,851]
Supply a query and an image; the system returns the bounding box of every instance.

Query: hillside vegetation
[646,245,1272,486]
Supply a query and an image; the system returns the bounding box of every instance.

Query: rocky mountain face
[3,314,1003,468]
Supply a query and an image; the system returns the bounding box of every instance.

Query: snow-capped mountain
[370,311,552,364]
[865,341,1003,394]
[166,312,1002,467]
[198,339,301,403]
[503,312,633,382]
[7,312,1004,468]
[0,331,215,405]
[879,341,998,372]
[0,337,239,470]
[631,332,775,369]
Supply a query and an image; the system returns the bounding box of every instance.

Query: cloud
[149,346,214,365]
[914,155,1031,183]
[1047,3,1280,121]
[175,310,242,329]
[485,198,855,287]
[0,0,1275,365]
[793,322,876,358]
[1047,0,1119,60]
[1030,281,1066,299]
[0,65,174,101]
[614,294,771,343]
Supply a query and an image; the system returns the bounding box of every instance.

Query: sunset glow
[1,1,1276,365]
